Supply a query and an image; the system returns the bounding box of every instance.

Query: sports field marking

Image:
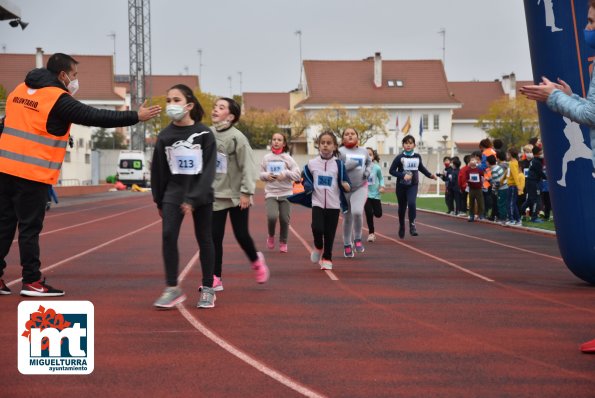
[177,254,328,398]
[45,197,145,219]
[289,225,339,280]
[5,220,161,288]
[12,204,153,244]
[384,213,562,262]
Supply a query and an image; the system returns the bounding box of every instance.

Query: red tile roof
[299,59,459,106]
[449,80,535,120]
[242,92,290,112]
[114,74,200,97]
[0,53,124,101]
[448,81,505,119]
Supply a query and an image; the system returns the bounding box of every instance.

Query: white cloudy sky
[1,0,533,96]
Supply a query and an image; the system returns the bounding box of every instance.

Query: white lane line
[384,212,562,262]
[6,220,161,288]
[45,198,142,219]
[289,225,339,280]
[177,255,328,398]
[12,204,153,244]
[372,229,495,283]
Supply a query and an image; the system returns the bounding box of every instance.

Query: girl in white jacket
[259,133,301,252]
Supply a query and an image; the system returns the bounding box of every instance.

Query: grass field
[380,192,556,232]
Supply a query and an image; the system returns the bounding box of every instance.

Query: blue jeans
[507,186,520,222]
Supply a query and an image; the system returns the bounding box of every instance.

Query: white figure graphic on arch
[558,116,595,187]
[538,0,563,32]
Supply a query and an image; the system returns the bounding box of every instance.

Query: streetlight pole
[438,28,446,69]
[237,71,243,95]
[228,75,233,97]
[197,49,203,88]
[107,32,116,74]
[295,29,303,89]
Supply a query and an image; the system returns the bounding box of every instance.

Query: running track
[1,191,594,397]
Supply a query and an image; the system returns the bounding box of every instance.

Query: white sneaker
[310,249,322,263]
[367,233,376,242]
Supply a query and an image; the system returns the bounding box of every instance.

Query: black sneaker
[409,223,418,236]
[20,278,65,297]
[0,279,11,295]
[398,225,405,239]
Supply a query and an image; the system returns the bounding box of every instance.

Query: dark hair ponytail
[169,84,204,122]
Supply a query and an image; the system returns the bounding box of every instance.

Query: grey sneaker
[153,286,186,309]
[310,249,322,263]
[197,287,216,309]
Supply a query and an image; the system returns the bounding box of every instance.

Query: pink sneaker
[252,252,270,284]
[266,236,275,250]
[279,242,288,253]
[319,259,333,270]
[581,338,595,353]
[199,275,223,292]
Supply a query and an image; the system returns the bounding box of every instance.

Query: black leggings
[364,198,383,233]
[212,206,258,278]
[396,184,418,226]
[311,207,340,261]
[161,202,214,288]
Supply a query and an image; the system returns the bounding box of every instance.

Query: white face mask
[526,153,534,160]
[64,74,79,95]
[166,104,188,121]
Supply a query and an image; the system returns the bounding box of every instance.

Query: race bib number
[524,168,529,177]
[347,155,365,169]
[315,171,334,191]
[267,161,285,176]
[368,174,376,185]
[469,174,480,183]
[216,152,228,174]
[166,146,203,175]
[402,157,420,171]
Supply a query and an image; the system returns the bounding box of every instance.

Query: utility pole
[197,48,203,89]
[227,75,233,97]
[438,28,446,69]
[237,71,243,95]
[295,30,303,89]
[107,32,116,74]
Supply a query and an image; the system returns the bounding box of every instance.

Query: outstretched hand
[520,76,568,103]
[137,100,162,122]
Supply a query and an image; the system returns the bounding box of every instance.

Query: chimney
[509,72,516,100]
[35,47,44,68]
[374,52,382,88]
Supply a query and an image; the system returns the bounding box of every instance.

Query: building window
[389,147,394,155]
[65,151,71,163]
[85,154,91,164]
[78,138,84,148]
[422,114,429,130]
[433,114,440,130]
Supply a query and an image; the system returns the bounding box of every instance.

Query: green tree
[311,104,351,139]
[477,96,540,149]
[349,107,389,146]
[236,108,290,149]
[92,127,127,149]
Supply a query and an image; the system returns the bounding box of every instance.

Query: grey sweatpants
[266,196,291,243]
[343,186,368,245]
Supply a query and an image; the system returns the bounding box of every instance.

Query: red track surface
[1,191,594,397]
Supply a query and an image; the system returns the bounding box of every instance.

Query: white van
[116,150,150,187]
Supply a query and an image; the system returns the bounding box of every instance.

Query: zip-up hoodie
[211,125,258,211]
[259,152,301,198]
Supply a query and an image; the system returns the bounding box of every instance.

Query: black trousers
[0,173,48,283]
[161,202,214,287]
[212,206,258,278]
[311,206,340,261]
[396,184,418,226]
[364,198,383,233]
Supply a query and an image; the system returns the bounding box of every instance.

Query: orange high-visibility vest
[482,147,496,189]
[0,83,70,185]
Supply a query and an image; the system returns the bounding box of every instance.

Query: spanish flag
[402,116,411,134]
